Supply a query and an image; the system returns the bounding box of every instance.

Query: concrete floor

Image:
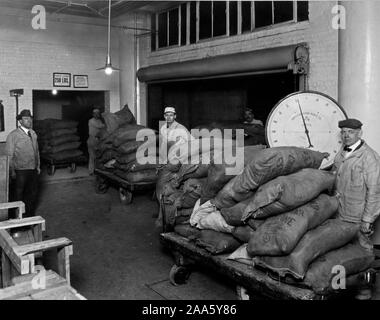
[35,166,237,300]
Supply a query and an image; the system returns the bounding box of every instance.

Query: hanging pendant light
[97,0,119,75]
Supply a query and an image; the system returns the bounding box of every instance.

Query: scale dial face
[266,91,347,169]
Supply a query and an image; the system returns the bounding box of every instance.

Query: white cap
[164,106,176,114]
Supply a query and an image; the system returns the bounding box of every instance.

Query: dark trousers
[13,169,39,218]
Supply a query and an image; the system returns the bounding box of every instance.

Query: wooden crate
[0,270,85,300]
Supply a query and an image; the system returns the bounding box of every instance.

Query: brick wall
[137,1,339,125]
[0,7,121,142]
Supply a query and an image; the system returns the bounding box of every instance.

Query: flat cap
[16,109,33,120]
[338,118,362,129]
[164,106,176,114]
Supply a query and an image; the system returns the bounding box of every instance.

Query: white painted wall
[0,6,121,142]
[114,13,146,125]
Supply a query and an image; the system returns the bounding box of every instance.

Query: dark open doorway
[147,71,298,131]
[32,90,107,155]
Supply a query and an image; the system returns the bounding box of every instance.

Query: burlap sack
[102,124,145,145]
[247,194,338,256]
[179,178,206,209]
[156,190,183,230]
[194,229,241,255]
[246,219,265,231]
[200,145,266,204]
[49,141,81,154]
[155,164,182,202]
[232,225,256,243]
[116,141,144,155]
[49,134,79,146]
[48,149,83,161]
[174,224,201,239]
[220,198,252,226]
[114,104,136,126]
[304,243,375,294]
[47,127,77,138]
[116,153,138,165]
[113,125,155,147]
[252,219,360,280]
[242,169,336,220]
[213,147,328,209]
[41,119,78,129]
[99,149,118,164]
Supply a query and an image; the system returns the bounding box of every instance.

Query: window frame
[150,1,308,52]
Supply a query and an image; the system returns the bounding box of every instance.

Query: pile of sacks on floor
[34,119,83,161]
[95,104,159,184]
[159,146,375,296]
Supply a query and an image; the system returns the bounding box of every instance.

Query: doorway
[147,71,298,130]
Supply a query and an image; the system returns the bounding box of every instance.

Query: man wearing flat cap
[6,109,40,217]
[159,106,193,162]
[332,118,380,299]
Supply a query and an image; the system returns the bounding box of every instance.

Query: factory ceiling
[0,0,182,18]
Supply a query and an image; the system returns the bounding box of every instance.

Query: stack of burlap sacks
[95,104,159,183]
[156,138,265,229]
[161,146,375,296]
[34,119,83,161]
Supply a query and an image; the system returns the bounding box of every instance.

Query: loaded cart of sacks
[34,119,87,175]
[94,105,160,204]
[157,143,379,300]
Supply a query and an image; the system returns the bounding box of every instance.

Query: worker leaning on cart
[87,107,105,175]
[332,118,380,299]
[159,106,193,163]
[5,109,40,218]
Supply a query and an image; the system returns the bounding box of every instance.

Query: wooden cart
[94,168,156,205]
[160,232,377,300]
[42,154,88,176]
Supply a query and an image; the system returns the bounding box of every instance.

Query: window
[297,1,309,22]
[229,1,238,36]
[181,3,187,45]
[213,1,226,37]
[150,1,308,51]
[241,1,252,32]
[168,8,179,46]
[255,1,273,28]
[151,13,156,51]
[158,11,168,48]
[190,1,196,44]
[199,1,212,40]
[274,1,293,24]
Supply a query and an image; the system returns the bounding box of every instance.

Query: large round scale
[265,91,348,169]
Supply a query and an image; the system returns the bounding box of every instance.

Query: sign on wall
[53,73,71,87]
[73,75,89,88]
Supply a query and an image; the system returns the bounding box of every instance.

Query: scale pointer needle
[297,99,313,148]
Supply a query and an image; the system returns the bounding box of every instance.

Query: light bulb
[105,67,113,75]
[52,89,58,95]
